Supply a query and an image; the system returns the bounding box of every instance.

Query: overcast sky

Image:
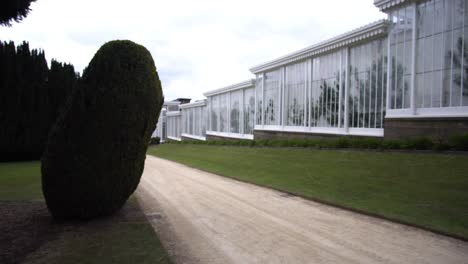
[0,0,385,101]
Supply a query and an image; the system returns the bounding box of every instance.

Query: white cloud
[0,0,385,101]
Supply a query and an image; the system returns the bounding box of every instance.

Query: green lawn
[0,161,43,200]
[149,144,468,239]
[0,161,172,264]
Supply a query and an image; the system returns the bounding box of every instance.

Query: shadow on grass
[0,199,171,264]
[0,201,58,264]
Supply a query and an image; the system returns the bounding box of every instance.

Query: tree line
[0,41,77,161]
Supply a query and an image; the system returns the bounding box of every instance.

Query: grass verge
[0,161,172,264]
[148,144,468,240]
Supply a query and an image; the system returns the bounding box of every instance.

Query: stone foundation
[253,130,377,140]
[206,134,252,142]
[181,136,205,142]
[384,117,468,142]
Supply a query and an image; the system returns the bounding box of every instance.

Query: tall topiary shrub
[41,40,164,220]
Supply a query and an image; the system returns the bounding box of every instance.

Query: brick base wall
[384,117,468,142]
[253,130,378,140]
[181,136,205,142]
[206,134,252,142]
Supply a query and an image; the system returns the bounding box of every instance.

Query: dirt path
[136,155,468,264]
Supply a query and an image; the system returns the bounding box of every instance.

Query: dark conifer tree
[0,41,77,161]
[0,0,37,26]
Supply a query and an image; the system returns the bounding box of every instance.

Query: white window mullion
[374,42,379,129]
[241,89,244,135]
[461,0,465,107]
[277,70,281,126]
[408,2,417,114]
[344,47,350,133]
[338,49,343,129]
[402,7,407,109]
[368,43,373,128]
[449,0,455,107]
[431,0,436,108]
[282,67,286,128]
[387,13,393,113]
[208,98,212,132]
[254,78,257,127]
[381,39,386,128]
[309,59,313,128]
[227,92,231,134]
[261,73,265,127]
[440,0,446,107]
[218,96,221,132]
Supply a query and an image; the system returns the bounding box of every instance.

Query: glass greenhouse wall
[349,38,387,130]
[166,112,182,141]
[152,101,180,142]
[385,0,468,117]
[155,0,468,141]
[204,80,256,140]
[152,109,166,141]
[181,100,208,140]
[252,21,389,137]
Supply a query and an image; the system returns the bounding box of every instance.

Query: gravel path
[136,155,468,264]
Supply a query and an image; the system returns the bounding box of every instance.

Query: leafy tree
[0,0,37,26]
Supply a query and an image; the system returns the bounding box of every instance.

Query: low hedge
[164,133,468,151]
[150,137,161,145]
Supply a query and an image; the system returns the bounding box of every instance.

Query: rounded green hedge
[41,40,164,220]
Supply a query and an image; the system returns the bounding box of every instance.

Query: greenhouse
[166,111,182,141]
[204,80,256,140]
[152,101,181,142]
[180,100,209,141]
[153,0,468,142]
[251,20,388,137]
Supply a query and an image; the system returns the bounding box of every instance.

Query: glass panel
[255,75,263,125]
[414,0,468,109]
[388,5,413,109]
[202,105,207,136]
[244,87,255,135]
[264,69,281,125]
[210,95,219,131]
[219,93,228,132]
[285,61,306,126]
[349,38,387,128]
[311,51,341,127]
[230,90,242,133]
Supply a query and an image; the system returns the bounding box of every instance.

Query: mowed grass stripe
[148,144,468,239]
